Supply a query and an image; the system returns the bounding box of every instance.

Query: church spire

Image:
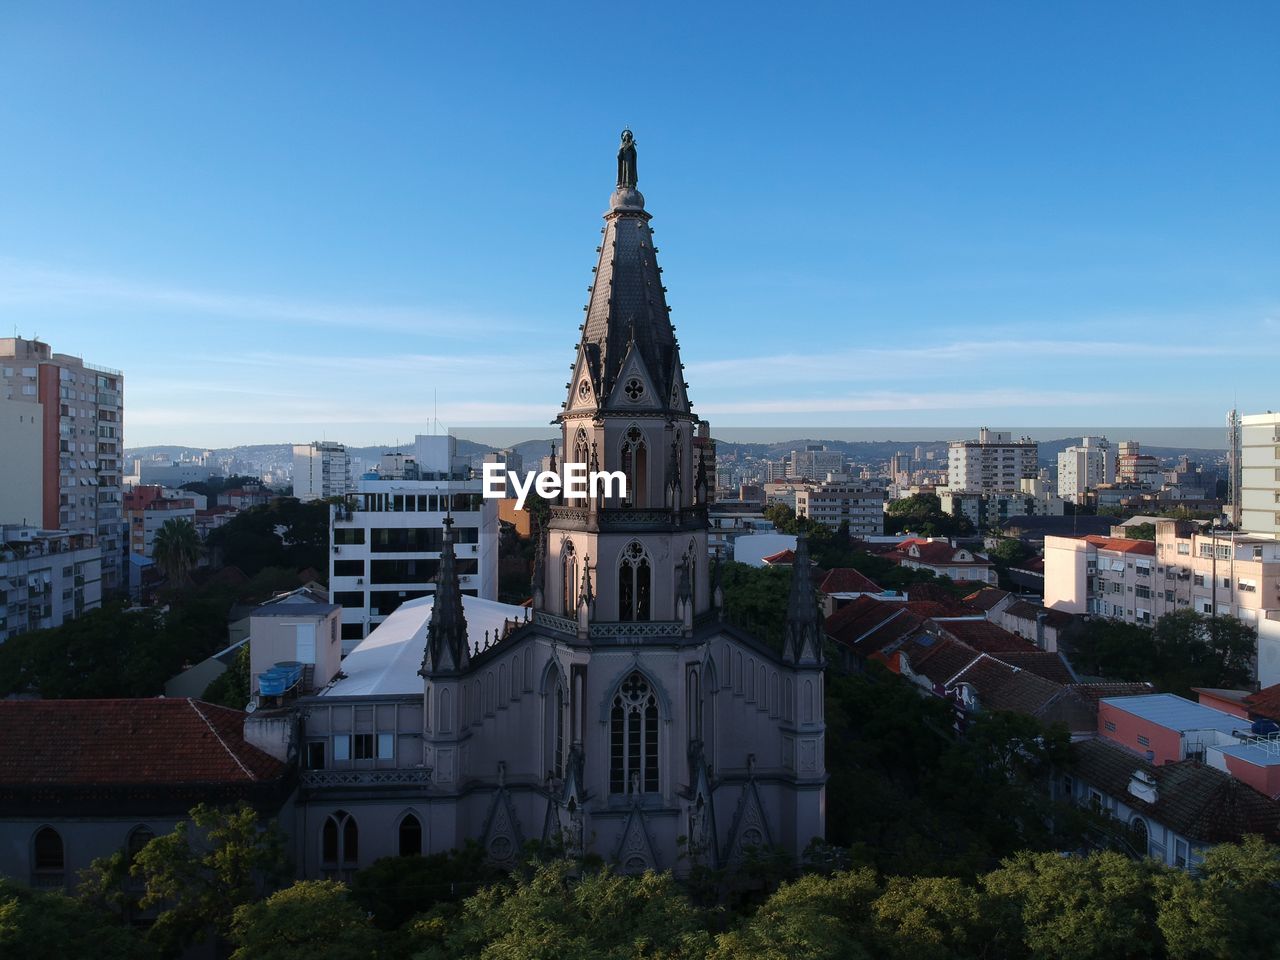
[564,130,687,420]
[782,531,823,665]
[420,516,469,675]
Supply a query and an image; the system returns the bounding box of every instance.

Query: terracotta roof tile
[990,651,1077,685]
[1067,682,1158,706]
[963,587,1011,611]
[1243,683,1280,722]
[935,619,1039,653]
[1082,536,1157,556]
[1071,738,1280,843]
[762,548,796,565]
[949,655,1068,716]
[818,568,883,595]
[0,698,285,787]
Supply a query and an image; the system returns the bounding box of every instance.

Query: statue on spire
[617,129,638,188]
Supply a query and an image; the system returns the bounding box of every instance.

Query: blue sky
[0,2,1276,447]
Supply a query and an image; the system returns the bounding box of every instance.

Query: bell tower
[539,131,712,631]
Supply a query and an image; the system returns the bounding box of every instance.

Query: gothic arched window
[126,826,154,867]
[621,426,647,507]
[573,428,589,469]
[398,813,422,857]
[562,540,578,616]
[609,672,660,794]
[322,810,359,879]
[618,541,651,622]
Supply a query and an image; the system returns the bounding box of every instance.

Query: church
[285,132,826,876]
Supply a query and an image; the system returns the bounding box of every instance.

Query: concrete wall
[0,398,43,526]
[1044,536,1089,614]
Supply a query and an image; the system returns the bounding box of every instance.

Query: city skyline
[2,2,1278,446]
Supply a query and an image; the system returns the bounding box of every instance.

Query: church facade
[288,133,826,876]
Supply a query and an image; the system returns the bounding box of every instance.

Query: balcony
[302,768,432,789]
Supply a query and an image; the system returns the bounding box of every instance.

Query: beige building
[1046,522,1280,686]
[947,428,1038,494]
[1239,412,1280,538]
[294,441,352,502]
[940,478,1065,529]
[1056,436,1114,502]
[0,397,43,526]
[0,337,125,593]
[247,588,343,699]
[795,476,885,536]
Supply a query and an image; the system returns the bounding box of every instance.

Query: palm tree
[152,517,200,585]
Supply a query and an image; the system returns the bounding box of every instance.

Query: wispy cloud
[699,388,1136,417]
[0,256,530,337]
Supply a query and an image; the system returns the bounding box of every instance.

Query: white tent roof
[322,594,528,698]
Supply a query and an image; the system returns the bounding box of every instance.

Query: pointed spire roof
[572,130,684,415]
[783,531,823,665]
[421,516,469,675]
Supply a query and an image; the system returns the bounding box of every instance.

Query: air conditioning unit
[356,578,363,585]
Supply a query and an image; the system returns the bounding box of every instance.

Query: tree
[152,517,201,585]
[711,869,880,960]
[872,875,1003,960]
[1125,523,1157,541]
[988,538,1030,566]
[348,844,503,930]
[885,494,974,538]
[0,879,153,960]
[129,803,291,953]
[717,562,791,651]
[411,860,713,960]
[202,643,250,708]
[982,849,1169,960]
[229,880,381,960]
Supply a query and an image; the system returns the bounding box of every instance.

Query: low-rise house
[0,698,291,891]
[888,539,997,586]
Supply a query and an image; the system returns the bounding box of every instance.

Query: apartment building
[328,437,498,650]
[0,337,124,594]
[1046,521,1280,685]
[0,397,43,526]
[123,486,199,558]
[1239,412,1280,538]
[940,478,1065,529]
[787,444,844,481]
[795,476,885,536]
[1116,441,1162,487]
[294,441,352,502]
[0,526,102,643]
[947,428,1038,494]
[1057,436,1114,502]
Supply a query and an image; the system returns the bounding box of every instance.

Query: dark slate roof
[906,637,982,687]
[824,595,904,646]
[0,699,284,786]
[1067,681,1158,706]
[1071,738,1280,844]
[251,603,340,617]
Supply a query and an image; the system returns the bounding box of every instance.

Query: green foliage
[202,642,251,708]
[230,880,382,960]
[205,498,330,577]
[988,537,1030,566]
[872,874,1002,960]
[717,561,791,651]
[348,843,504,930]
[885,494,975,538]
[823,666,1081,877]
[129,803,291,952]
[1069,610,1255,695]
[410,859,714,960]
[1126,523,1157,541]
[0,878,153,960]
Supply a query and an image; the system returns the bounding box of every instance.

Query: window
[32,827,64,887]
[562,540,577,616]
[353,733,375,759]
[1104,720,1116,732]
[126,827,154,867]
[617,541,651,622]
[609,672,659,794]
[333,560,363,577]
[1131,818,1149,857]
[1137,734,1150,747]
[322,811,359,879]
[306,741,326,769]
[1174,838,1188,869]
[378,733,395,759]
[620,426,647,507]
[333,734,351,761]
[398,813,422,857]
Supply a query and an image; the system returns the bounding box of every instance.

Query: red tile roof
[935,619,1039,654]
[1243,684,1280,722]
[0,698,285,787]
[762,548,796,565]
[990,651,1077,685]
[1082,536,1156,556]
[905,600,978,619]
[818,568,883,595]
[963,587,1012,611]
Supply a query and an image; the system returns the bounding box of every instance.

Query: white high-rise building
[0,337,122,594]
[947,428,1038,494]
[795,476,885,536]
[328,435,497,650]
[294,441,352,502]
[1240,413,1280,539]
[1056,436,1114,503]
[787,445,844,481]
